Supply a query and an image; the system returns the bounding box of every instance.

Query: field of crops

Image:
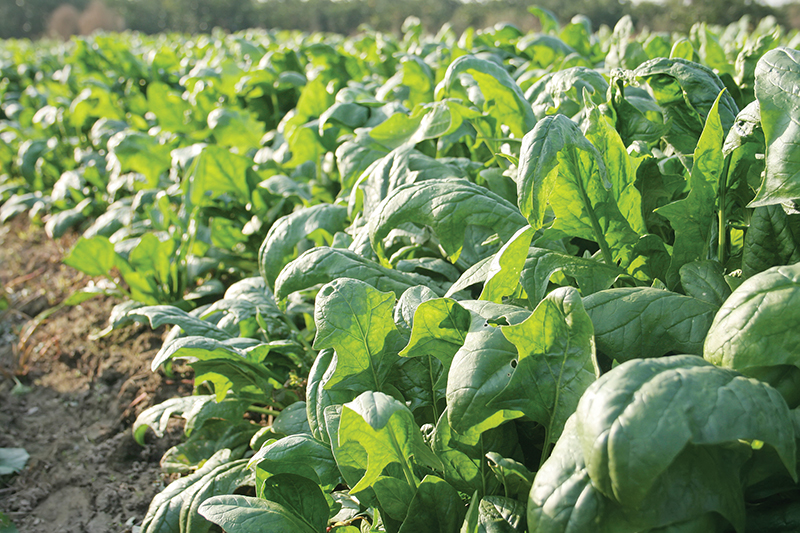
[3,9,800,532]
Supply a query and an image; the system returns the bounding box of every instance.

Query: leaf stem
[576,179,615,266]
[248,404,282,417]
[717,153,732,265]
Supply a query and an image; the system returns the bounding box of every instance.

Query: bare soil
[0,217,187,533]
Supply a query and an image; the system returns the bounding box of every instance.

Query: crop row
[3,11,800,533]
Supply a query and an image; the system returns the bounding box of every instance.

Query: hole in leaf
[320,285,335,297]
[510,359,518,368]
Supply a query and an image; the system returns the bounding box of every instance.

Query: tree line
[0,0,788,41]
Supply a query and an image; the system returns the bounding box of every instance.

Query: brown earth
[0,216,188,533]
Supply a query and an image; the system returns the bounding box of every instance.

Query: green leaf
[63,236,117,277]
[446,322,523,445]
[528,6,559,34]
[529,68,608,120]
[577,356,796,507]
[151,336,261,371]
[107,129,172,188]
[306,349,355,443]
[634,57,738,155]
[655,90,726,288]
[313,278,402,391]
[441,55,536,138]
[750,48,800,207]
[44,204,87,239]
[520,247,622,306]
[743,205,800,278]
[198,494,317,533]
[705,263,800,373]
[0,448,29,475]
[270,401,311,436]
[583,102,646,236]
[125,305,233,340]
[479,226,536,303]
[248,434,341,490]
[147,81,193,133]
[397,475,466,533]
[583,287,716,362]
[208,107,265,152]
[374,476,416,521]
[133,395,215,444]
[339,391,443,492]
[185,145,252,208]
[160,420,256,474]
[393,285,439,336]
[141,450,253,533]
[275,247,439,300]
[259,204,349,288]
[490,287,595,449]
[517,115,640,268]
[260,473,330,533]
[529,415,747,533]
[485,453,533,502]
[445,256,495,298]
[353,145,466,219]
[126,232,176,287]
[369,178,527,265]
[678,260,731,307]
[475,496,526,533]
[400,298,471,389]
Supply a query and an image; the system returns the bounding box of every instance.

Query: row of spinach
[4,10,800,533]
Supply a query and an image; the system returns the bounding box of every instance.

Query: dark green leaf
[583,287,716,362]
[275,247,439,300]
[260,473,330,533]
[634,57,738,154]
[397,475,466,533]
[743,205,800,278]
[248,434,341,490]
[520,247,622,306]
[679,260,731,307]
[198,494,317,533]
[705,263,800,373]
[259,204,349,288]
[369,178,527,265]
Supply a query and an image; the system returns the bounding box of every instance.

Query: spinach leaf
[634,57,738,155]
[313,278,402,392]
[705,263,800,374]
[490,287,596,451]
[530,356,797,533]
[750,48,800,207]
[583,287,716,362]
[368,178,527,265]
[339,391,443,492]
[520,247,622,306]
[275,247,439,300]
[743,205,800,278]
[655,90,726,288]
[258,204,349,288]
[441,55,535,138]
[248,434,341,490]
[517,114,640,269]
